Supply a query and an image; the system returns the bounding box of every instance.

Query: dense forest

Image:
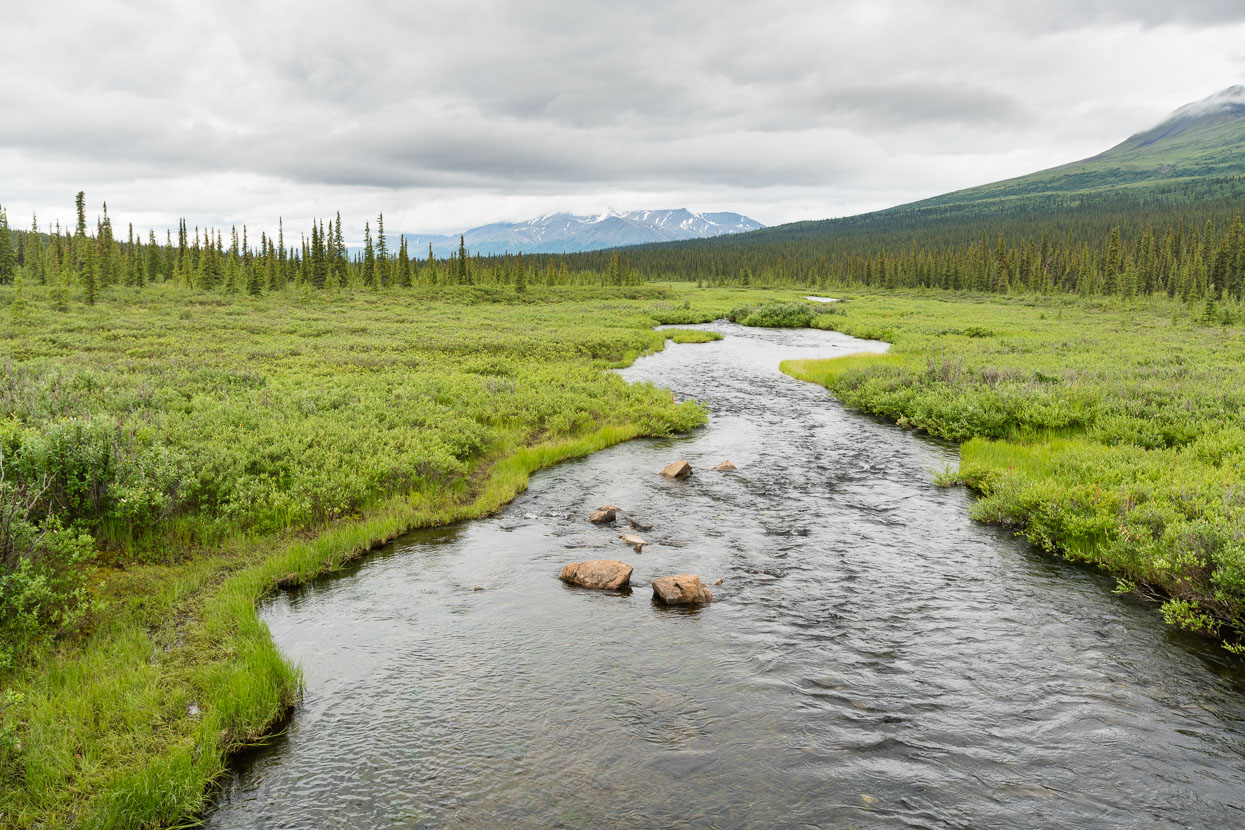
[564,177,1245,300]
[4,183,1245,307]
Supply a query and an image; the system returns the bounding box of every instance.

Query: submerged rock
[652,574,713,605]
[712,460,737,472]
[628,517,653,531]
[661,460,693,480]
[560,559,633,590]
[621,533,646,552]
[589,506,618,524]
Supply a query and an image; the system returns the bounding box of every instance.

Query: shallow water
[208,322,1245,829]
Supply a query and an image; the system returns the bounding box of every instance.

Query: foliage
[727,301,809,327]
[663,328,723,344]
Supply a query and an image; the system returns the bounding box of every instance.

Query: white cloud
[1,0,1243,238]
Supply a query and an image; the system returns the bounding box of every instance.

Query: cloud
[1,0,1243,235]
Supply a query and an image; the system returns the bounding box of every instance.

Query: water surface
[209,322,1245,829]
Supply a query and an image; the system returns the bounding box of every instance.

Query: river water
[208,321,1245,829]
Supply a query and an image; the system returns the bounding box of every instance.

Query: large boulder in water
[652,574,713,605]
[660,460,693,480]
[560,559,633,590]
[712,460,737,472]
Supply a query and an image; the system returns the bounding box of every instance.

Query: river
[207,321,1245,829]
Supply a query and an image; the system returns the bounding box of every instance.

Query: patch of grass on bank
[663,329,723,344]
[0,283,736,828]
[781,290,1245,650]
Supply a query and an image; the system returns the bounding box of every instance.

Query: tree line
[562,176,1245,301]
[0,193,644,305]
[4,183,1245,304]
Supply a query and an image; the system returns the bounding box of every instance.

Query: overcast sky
[3,0,1245,242]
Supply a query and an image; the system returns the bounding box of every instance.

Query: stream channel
[208,321,1245,829]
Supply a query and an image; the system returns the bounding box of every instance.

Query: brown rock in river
[621,533,646,552]
[588,506,617,524]
[559,559,633,590]
[660,460,693,480]
[651,574,713,605]
[628,517,653,531]
[712,460,737,472]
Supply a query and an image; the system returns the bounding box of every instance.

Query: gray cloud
[1,0,1243,236]
[822,83,1028,128]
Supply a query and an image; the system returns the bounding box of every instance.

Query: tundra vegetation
[3,192,1245,827]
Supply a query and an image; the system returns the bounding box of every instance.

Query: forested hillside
[558,88,1245,301]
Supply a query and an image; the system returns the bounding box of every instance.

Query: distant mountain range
[403,209,764,256]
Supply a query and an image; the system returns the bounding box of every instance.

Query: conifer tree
[332,213,349,288]
[0,207,14,284]
[27,213,44,284]
[50,261,70,311]
[376,213,388,288]
[83,245,97,305]
[425,243,438,285]
[398,235,412,287]
[513,253,527,293]
[362,222,376,287]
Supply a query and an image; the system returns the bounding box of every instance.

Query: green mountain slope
[561,85,1245,277]
[918,85,1245,209]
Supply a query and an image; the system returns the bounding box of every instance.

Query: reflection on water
[208,322,1245,829]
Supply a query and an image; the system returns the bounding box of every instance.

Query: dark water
[208,322,1245,829]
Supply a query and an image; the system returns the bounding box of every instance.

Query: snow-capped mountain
[404,209,764,256]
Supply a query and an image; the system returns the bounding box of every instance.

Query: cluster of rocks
[560,458,738,606]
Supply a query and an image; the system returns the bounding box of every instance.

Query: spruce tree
[426,243,438,285]
[332,213,349,289]
[84,246,97,305]
[376,213,388,288]
[362,222,376,287]
[398,235,412,287]
[50,261,70,311]
[513,254,527,293]
[0,207,14,284]
[27,213,44,284]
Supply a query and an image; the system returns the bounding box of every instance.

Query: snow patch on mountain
[1165,85,1245,122]
[404,209,764,256]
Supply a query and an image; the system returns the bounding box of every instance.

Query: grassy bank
[0,283,787,828]
[781,291,1245,650]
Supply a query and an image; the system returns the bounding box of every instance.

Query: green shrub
[728,301,830,327]
[0,466,97,672]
